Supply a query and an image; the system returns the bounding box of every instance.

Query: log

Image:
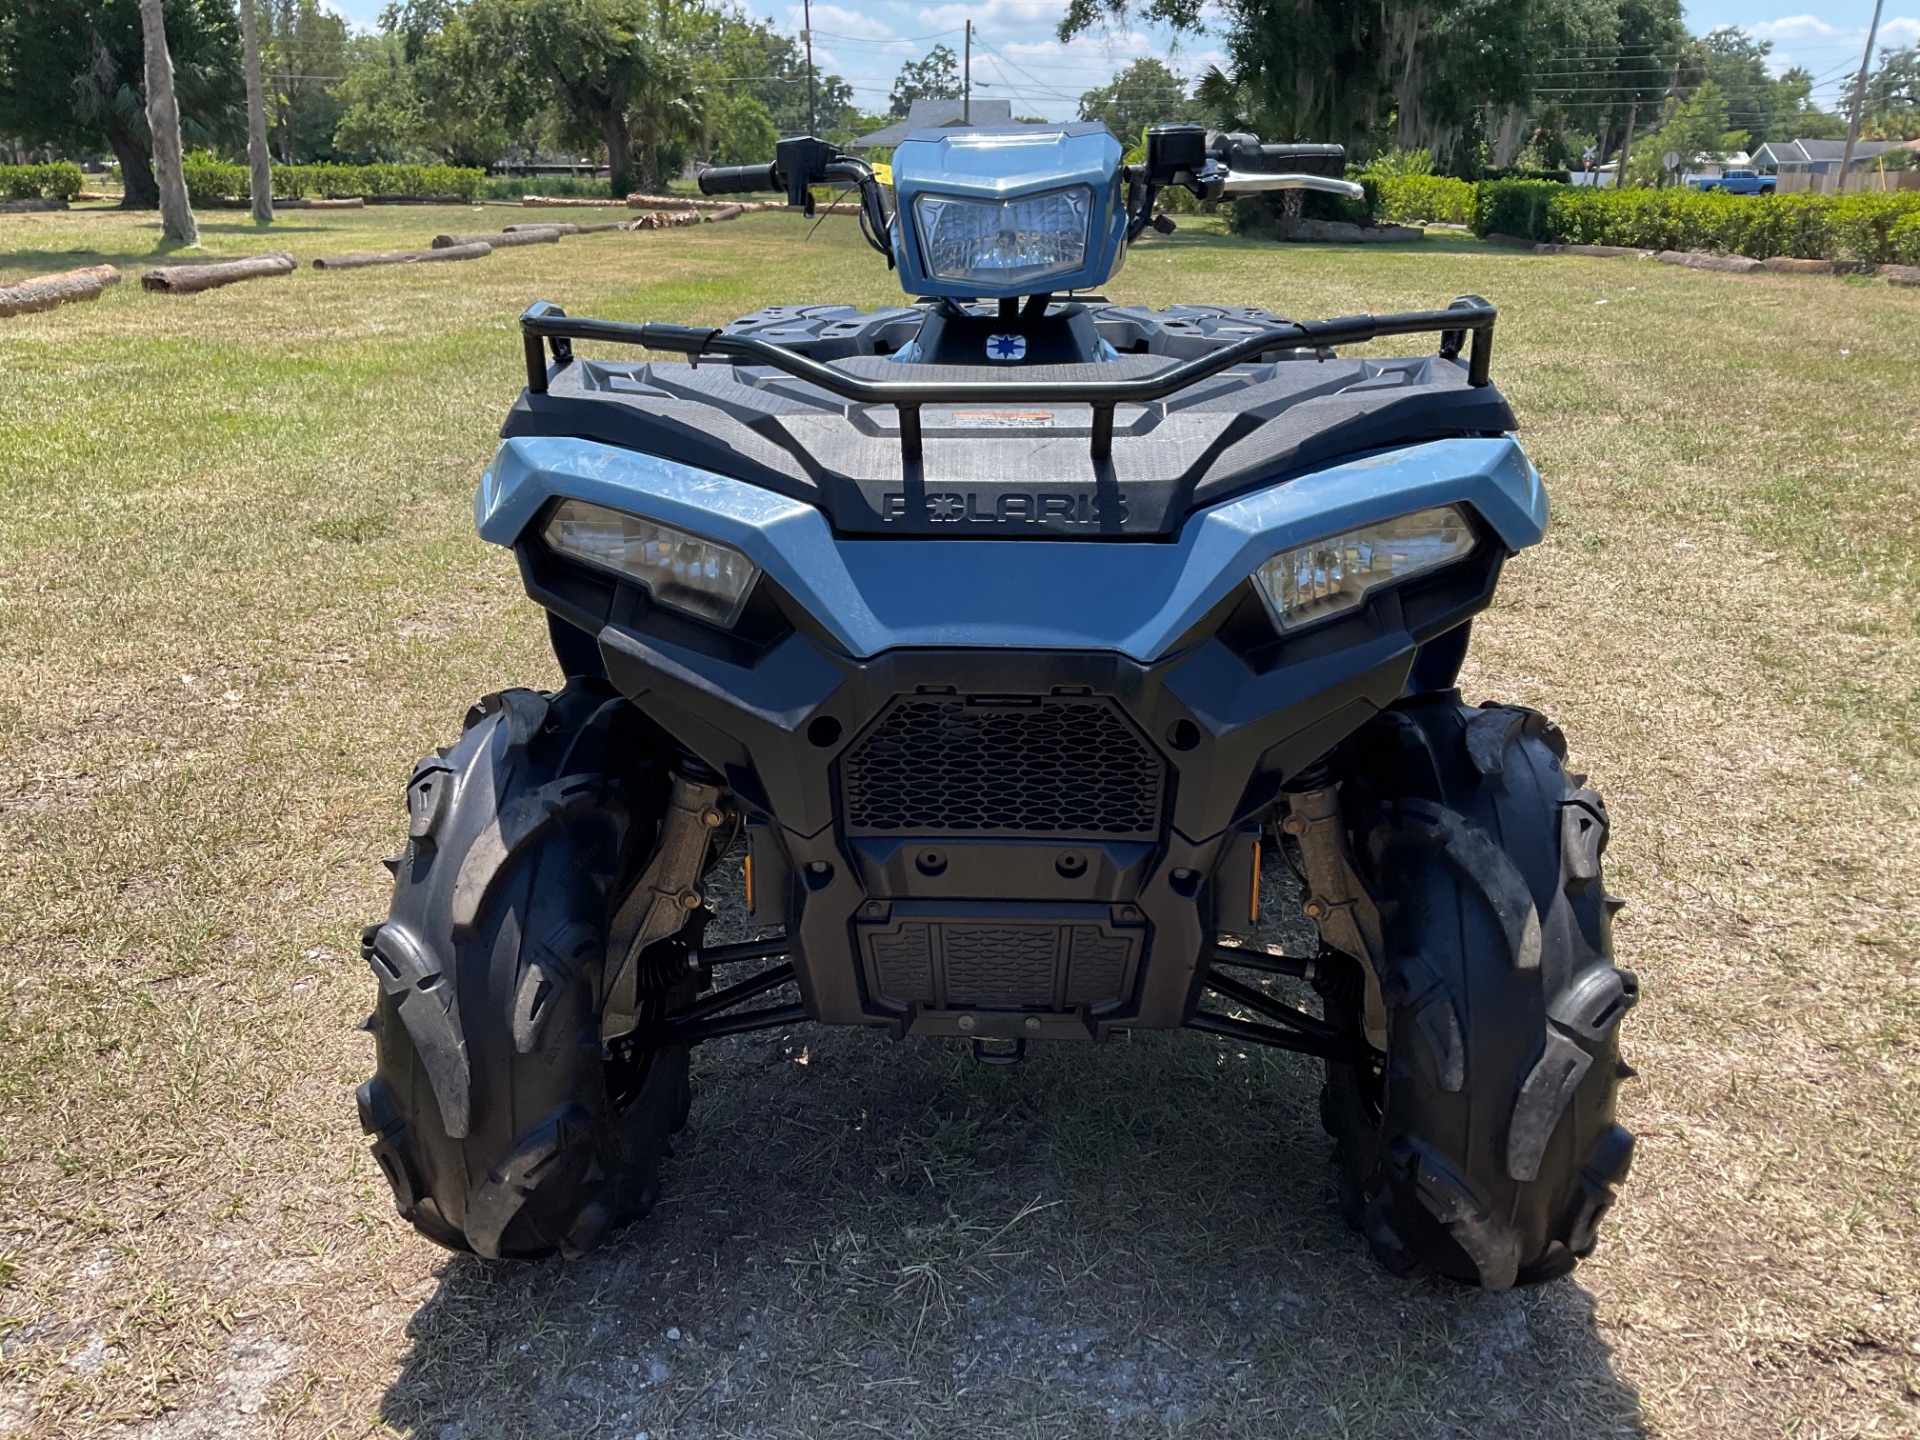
[0,264,121,318]
[625,209,703,230]
[704,204,745,222]
[505,220,626,235]
[302,197,365,210]
[1757,256,1844,274]
[522,196,628,208]
[1536,243,1643,258]
[312,242,492,270]
[431,227,561,249]
[0,198,68,213]
[1656,250,1761,273]
[140,251,296,293]
[625,192,775,211]
[1880,264,1920,288]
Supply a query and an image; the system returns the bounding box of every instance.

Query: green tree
[0,0,241,207]
[888,43,958,118]
[1077,57,1190,138]
[1625,78,1744,185]
[1867,46,1920,139]
[260,0,350,162]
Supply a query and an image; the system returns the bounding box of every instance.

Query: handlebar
[698,163,777,196]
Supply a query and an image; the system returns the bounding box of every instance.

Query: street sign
[1663,150,1681,173]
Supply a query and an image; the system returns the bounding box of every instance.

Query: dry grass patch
[0,207,1916,1439]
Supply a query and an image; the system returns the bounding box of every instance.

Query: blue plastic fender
[476,434,1547,663]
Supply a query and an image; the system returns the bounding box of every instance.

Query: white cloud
[1749,14,1842,39]
[1879,16,1920,42]
[808,5,895,33]
[918,1,1060,29]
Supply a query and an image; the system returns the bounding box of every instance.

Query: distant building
[853,99,1016,150]
[1752,139,1904,176]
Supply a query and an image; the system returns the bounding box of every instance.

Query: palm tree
[626,38,704,194]
[239,0,274,224]
[138,0,198,244]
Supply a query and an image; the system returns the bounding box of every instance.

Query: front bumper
[480,435,1544,1037]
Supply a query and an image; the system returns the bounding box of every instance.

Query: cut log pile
[431,227,561,249]
[313,242,492,269]
[624,193,778,212]
[626,209,705,230]
[0,264,121,317]
[141,251,296,293]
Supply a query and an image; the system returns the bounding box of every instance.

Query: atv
[357,123,1637,1288]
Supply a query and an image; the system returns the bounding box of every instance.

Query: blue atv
[357,124,1637,1289]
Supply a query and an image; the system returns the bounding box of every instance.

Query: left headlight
[1251,506,1476,633]
[542,499,761,628]
[913,186,1092,288]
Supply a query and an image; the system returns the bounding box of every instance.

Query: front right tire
[356,681,692,1259]
[1319,693,1639,1289]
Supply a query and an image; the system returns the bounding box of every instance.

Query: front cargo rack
[518,296,1497,472]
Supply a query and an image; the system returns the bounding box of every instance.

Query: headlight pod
[1251,506,1476,633]
[913,186,1092,288]
[542,499,760,628]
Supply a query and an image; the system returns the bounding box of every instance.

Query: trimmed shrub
[1,162,85,201]
[1892,211,1920,266]
[1373,175,1473,225]
[182,158,483,204]
[1469,179,1920,262]
[1469,179,1560,240]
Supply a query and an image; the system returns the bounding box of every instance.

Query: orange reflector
[1250,838,1262,924]
[744,852,756,914]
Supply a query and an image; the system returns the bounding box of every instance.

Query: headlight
[542,499,760,628]
[913,186,1091,288]
[1251,506,1475,633]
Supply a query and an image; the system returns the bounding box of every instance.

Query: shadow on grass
[377,873,1643,1437]
[0,225,344,278]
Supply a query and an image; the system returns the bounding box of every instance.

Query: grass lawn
[1,202,1918,1440]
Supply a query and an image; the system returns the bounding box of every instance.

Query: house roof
[1754,138,1904,168]
[853,98,1015,149]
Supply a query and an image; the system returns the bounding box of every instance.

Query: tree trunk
[239,0,274,224]
[109,130,158,209]
[138,0,199,245]
[603,113,634,198]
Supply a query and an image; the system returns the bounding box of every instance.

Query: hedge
[1,162,85,201]
[1471,179,1920,264]
[182,158,484,203]
[1372,175,1473,226]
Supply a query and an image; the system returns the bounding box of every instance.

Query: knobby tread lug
[1396,1138,1522,1291]
[361,921,471,1138]
[1506,1029,1594,1182]
[449,775,617,935]
[1394,800,1543,971]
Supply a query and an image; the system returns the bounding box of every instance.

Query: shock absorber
[601,760,728,1041]
[1281,769,1390,1051]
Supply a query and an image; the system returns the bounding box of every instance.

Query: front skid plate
[594,638,1416,1037]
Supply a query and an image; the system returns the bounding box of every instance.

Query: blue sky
[322,1,1918,121]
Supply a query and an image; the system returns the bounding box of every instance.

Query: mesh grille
[842,696,1164,837]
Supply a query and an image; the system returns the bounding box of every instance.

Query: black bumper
[522,537,1502,1038]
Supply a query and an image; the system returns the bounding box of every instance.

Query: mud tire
[355,680,692,1259]
[1321,691,1638,1289]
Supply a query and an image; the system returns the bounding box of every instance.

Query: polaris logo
[880,491,1128,524]
[986,333,1027,361]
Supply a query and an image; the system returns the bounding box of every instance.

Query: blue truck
[1688,167,1776,194]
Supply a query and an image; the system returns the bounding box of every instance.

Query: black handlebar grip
[1257,143,1346,177]
[698,163,778,196]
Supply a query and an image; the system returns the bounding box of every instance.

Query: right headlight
[542,499,760,628]
[1251,506,1476,633]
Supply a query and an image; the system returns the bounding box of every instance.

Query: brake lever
[1215,172,1367,201]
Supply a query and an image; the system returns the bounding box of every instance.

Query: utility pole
[1614,99,1637,189]
[802,0,817,136]
[1839,0,1886,193]
[963,20,971,125]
